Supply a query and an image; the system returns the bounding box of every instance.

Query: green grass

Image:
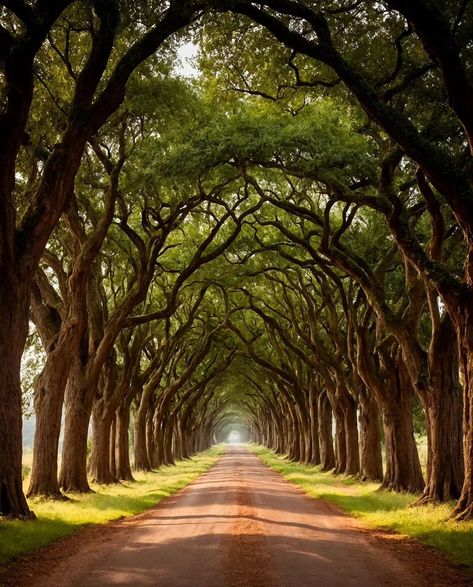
[251,445,473,570]
[0,446,224,569]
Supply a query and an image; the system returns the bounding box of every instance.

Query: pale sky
[176,42,199,78]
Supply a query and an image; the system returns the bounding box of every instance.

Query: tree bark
[358,394,383,482]
[339,389,360,475]
[89,406,116,484]
[162,416,176,466]
[110,415,117,481]
[294,404,308,463]
[287,406,301,462]
[176,417,188,460]
[331,397,346,474]
[116,404,134,481]
[274,406,286,454]
[318,392,335,471]
[59,358,93,493]
[382,369,424,493]
[134,382,154,470]
[418,315,464,503]
[356,329,424,492]
[309,384,321,465]
[453,306,473,520]
[147,408,158,468]
[27,366,64,499]
[27,279,66,499]
[0,284,34,517]
[152,410,166,468]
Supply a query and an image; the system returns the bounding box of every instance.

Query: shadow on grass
[318,491,415,513]
[0,517,79,566]
[323,492,473,571]
[0,447,224,568]
[252,446,473,570]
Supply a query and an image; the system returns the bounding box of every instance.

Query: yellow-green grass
[0,446,224,569]
[251,445,473,570]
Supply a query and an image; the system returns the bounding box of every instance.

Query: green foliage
[154,100,372,183]
[11,0,470,529]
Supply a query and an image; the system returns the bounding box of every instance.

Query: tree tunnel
[1,0,473,524]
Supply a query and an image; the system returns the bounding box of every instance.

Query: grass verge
[251,445,473,569]
[0,446,224,568]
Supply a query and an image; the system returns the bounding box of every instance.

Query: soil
[1,447,472,586]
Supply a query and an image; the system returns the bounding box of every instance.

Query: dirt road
[14,447,471,586]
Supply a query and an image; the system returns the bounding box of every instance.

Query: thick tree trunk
[116,405,134,481]
[341,393,360,475]
[358,395,383,482]
[453,309,473,520]
[382,412,424,492]
[28,281,88,499]
[177,418,189,460]
[266,420,272,448]
[27,368,64,498]
[259,418,266,446]
[179,421,188,460]
[149,411,161,468]
[274,410,285,453]
[318,392,335,471]
[267,420,275,450]
[181,411,195,458]
[203,424,213,450]
[134,418,151,471]
[187,429,196,454]
[257,424,264,447]
[184,424,193,458]
[110,416,117,481]
[193,428,201,453]
[163,417,175,466]
[59,360,93,493]
[295,405,308,463]
[152,412,166,468]
[421,395,463,502]
[196,428,205,452]
[356,333,424,492]
[282,413,291,454]
[285,409,295,457]
[274,409,286,454]
[89,406,116,484]
[382,377,424,493]
[172,422,182,461]
[133,386,152,471]
[288,408,301,462]
[309,387,321,465]
[0,285,33,517]
[419,316,464,503]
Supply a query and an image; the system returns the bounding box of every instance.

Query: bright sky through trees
[176,42,199,77]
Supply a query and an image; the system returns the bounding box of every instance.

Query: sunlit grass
[0,446,224,568]
[252,445,473,569]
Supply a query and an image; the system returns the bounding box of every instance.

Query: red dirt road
[9,447,472,586]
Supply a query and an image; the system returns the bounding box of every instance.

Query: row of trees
[1,0,473,522]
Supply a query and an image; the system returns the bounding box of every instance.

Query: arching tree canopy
[1,0,473,523]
